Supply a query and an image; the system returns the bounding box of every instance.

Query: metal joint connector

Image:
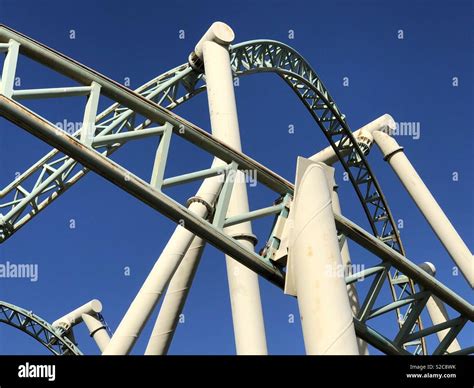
[186,195,214,219]
[88,324,107,338]
[382,146,404,161]
[229,232,258,247]
[53,320,71,334]
[356,129,374,157]
[188,52,204,73]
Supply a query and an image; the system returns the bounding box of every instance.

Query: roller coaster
[0,22,472,355]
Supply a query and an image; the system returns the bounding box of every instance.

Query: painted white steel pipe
[52,299,109,353]
[419,262,461,353]
[144,156,227,355]
[194,22,235,58]
[197,23,268,354]
[103,178,222,355]
[310,114,395,165]
[290,159,359,354]
[223,231,267,354]
[329,177,369,355]
[373,130,474,287]
[144,236,205,355]
[52,299,102,329]
[81,313,110,353]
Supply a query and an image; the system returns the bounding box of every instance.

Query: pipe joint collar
[187,195,214,219]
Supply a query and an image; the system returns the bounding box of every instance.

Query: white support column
[286,158,359,355]
[52,299,103,329]
[194,22,267,354]
[373,130,474,287]
[52,299,109,353]
[81,313,110,353]
[103,177,222,355]
[145,235,206,355]
[326,170,369,355]
[144,154,226,355]
[309,114,395,165]
[419,262,461,353]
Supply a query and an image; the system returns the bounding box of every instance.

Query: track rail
[0,301,82,355]
[228,40,422,353]
[0,25,471,354]
[0,32,418,347]
[2,96,472,356]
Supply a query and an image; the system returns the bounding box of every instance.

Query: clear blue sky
[0,0,472,355]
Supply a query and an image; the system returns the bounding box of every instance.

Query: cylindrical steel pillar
[52,299,102,328]
[329,176,369,355]
[373,131,474,287]
[310,114,395,165]
[52,299,110,353]
[419,262,461,353]
[81,313,110,353]
[144,236,206,355]
[103,178,222,355]
[290,159,359,354]
[195,22,267,354]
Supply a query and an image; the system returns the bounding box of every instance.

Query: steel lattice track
[0,301,82,355]
[0,28,424,354]
[1,25,471,355]
[229,41,424,354]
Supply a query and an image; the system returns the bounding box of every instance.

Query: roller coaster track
[0,301,82,355]
[0,25,472,355]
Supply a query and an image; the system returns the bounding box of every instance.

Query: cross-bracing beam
[418,262,461,353]
[1,95,472,355]
[0,94,287,286]
[0,24,471,355]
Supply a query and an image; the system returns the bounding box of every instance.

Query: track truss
[0,25,472,355]
[0,301,82,355]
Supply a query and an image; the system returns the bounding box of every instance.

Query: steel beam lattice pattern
[0,301,82,355]
[0,25,471,355]
[227,41,423,352]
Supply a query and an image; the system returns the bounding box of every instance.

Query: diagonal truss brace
[1,94,472,356]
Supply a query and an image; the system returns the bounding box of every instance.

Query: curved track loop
[232,40,403,251]
[0,36,424,353]
[0,301,82,355]
[227,40,424,351]
[188,41,423,353]
[228,40,424,353]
